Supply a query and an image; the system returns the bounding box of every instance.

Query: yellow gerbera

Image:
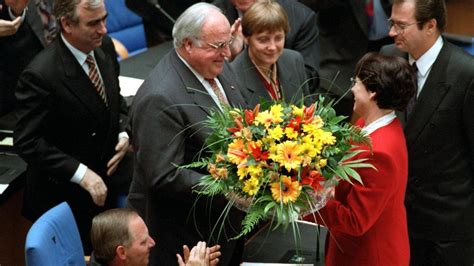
[274,141,303,171]
[270,104,284,123]
[284,127,299,139]
[243,177,260,196]
[268,126,284,141]
[255,110,274,128]
[270,176,301,204]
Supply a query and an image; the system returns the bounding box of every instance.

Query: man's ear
[116,245,127,260]
[61,17,73,34]
[183,38,194,54]
[425,18,437,35]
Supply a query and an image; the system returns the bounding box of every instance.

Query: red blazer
[314,118,410,265]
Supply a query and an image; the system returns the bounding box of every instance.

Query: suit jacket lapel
[404,43,452,147]
[277,54,302,103]
[219,64,246,108]
[27,0,47,46]
[170,51,217,116]
[57,38,108,119]
[239,51,269,104]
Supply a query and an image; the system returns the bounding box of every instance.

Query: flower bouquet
[184,97,372,239]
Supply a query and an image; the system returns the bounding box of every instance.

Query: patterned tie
[365,0,374,31]
[206,78,229,105]
[36,0,57,45]
[405,62,418,119]
[86,55,108,106]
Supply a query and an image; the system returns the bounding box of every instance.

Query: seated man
[90,208,221,266]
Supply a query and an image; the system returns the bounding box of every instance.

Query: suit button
[91,132,96,137]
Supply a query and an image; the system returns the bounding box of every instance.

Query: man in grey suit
[127,3,246,265]
[381,0,474,264]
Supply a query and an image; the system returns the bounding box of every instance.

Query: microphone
[154,1,176,24]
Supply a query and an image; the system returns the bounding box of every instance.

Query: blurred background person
[126,3,246,265]
[382,0,474,264]
[14,0,130,253]
[306,52,416,265]
[231,0,310,107]
[298,0,392,119]
[0,0,56,120]
[125,0,213,47]
[214,0,320,94]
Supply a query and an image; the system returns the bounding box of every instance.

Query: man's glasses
[205,36,234,50]
[388,19,419,34]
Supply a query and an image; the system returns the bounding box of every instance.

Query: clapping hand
[176,242,221,266]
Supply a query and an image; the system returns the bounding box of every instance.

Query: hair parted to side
[90,208,138,264]
[394,0,447,32]
[54,0,103,29]
[242,0,290,37]
[354,52,417,111]
[172,3,223,48]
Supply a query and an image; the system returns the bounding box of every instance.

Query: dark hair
[53,0,102,29]
[241,0,290,37]
[354,52,417,111]
[394,0,447,32]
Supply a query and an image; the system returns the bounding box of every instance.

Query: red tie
[206,78,229,105]
[86,55,108,106]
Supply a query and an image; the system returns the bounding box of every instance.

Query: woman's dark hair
[354,52,417,111]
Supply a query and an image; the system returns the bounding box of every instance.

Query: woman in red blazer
[306,52,417,265]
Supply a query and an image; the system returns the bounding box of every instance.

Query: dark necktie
[206,78,229,105]
[36,0,57,45]
[86,55,108,106]
[405,62,418,119]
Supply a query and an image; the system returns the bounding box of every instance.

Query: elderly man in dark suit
[381,0,474,265]
[214,0,320,93]
[127,3,246,265]
[0,0,56,117]
[14,0,129,253]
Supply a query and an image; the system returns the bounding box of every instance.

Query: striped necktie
[206,78,229,105]
[86,55,108,106]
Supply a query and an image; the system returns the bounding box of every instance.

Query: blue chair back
[25,202,86,266]
[105,0,147,57]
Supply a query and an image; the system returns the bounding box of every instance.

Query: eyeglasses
[350,77,358,88]
[388,19,419,34]
[350,75,372,87]
[205,36,234,50]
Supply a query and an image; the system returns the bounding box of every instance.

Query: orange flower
[227,139,248,165]
[271,176,302,204]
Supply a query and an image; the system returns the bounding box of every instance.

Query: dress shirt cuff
[8,6,26,21]
[71,163,87,184]
[118,131,129,140]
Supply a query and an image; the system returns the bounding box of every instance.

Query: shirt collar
[409,36,443,76]
[61,33,94,66]
[362,111,396,135]
[176,50,206,84]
